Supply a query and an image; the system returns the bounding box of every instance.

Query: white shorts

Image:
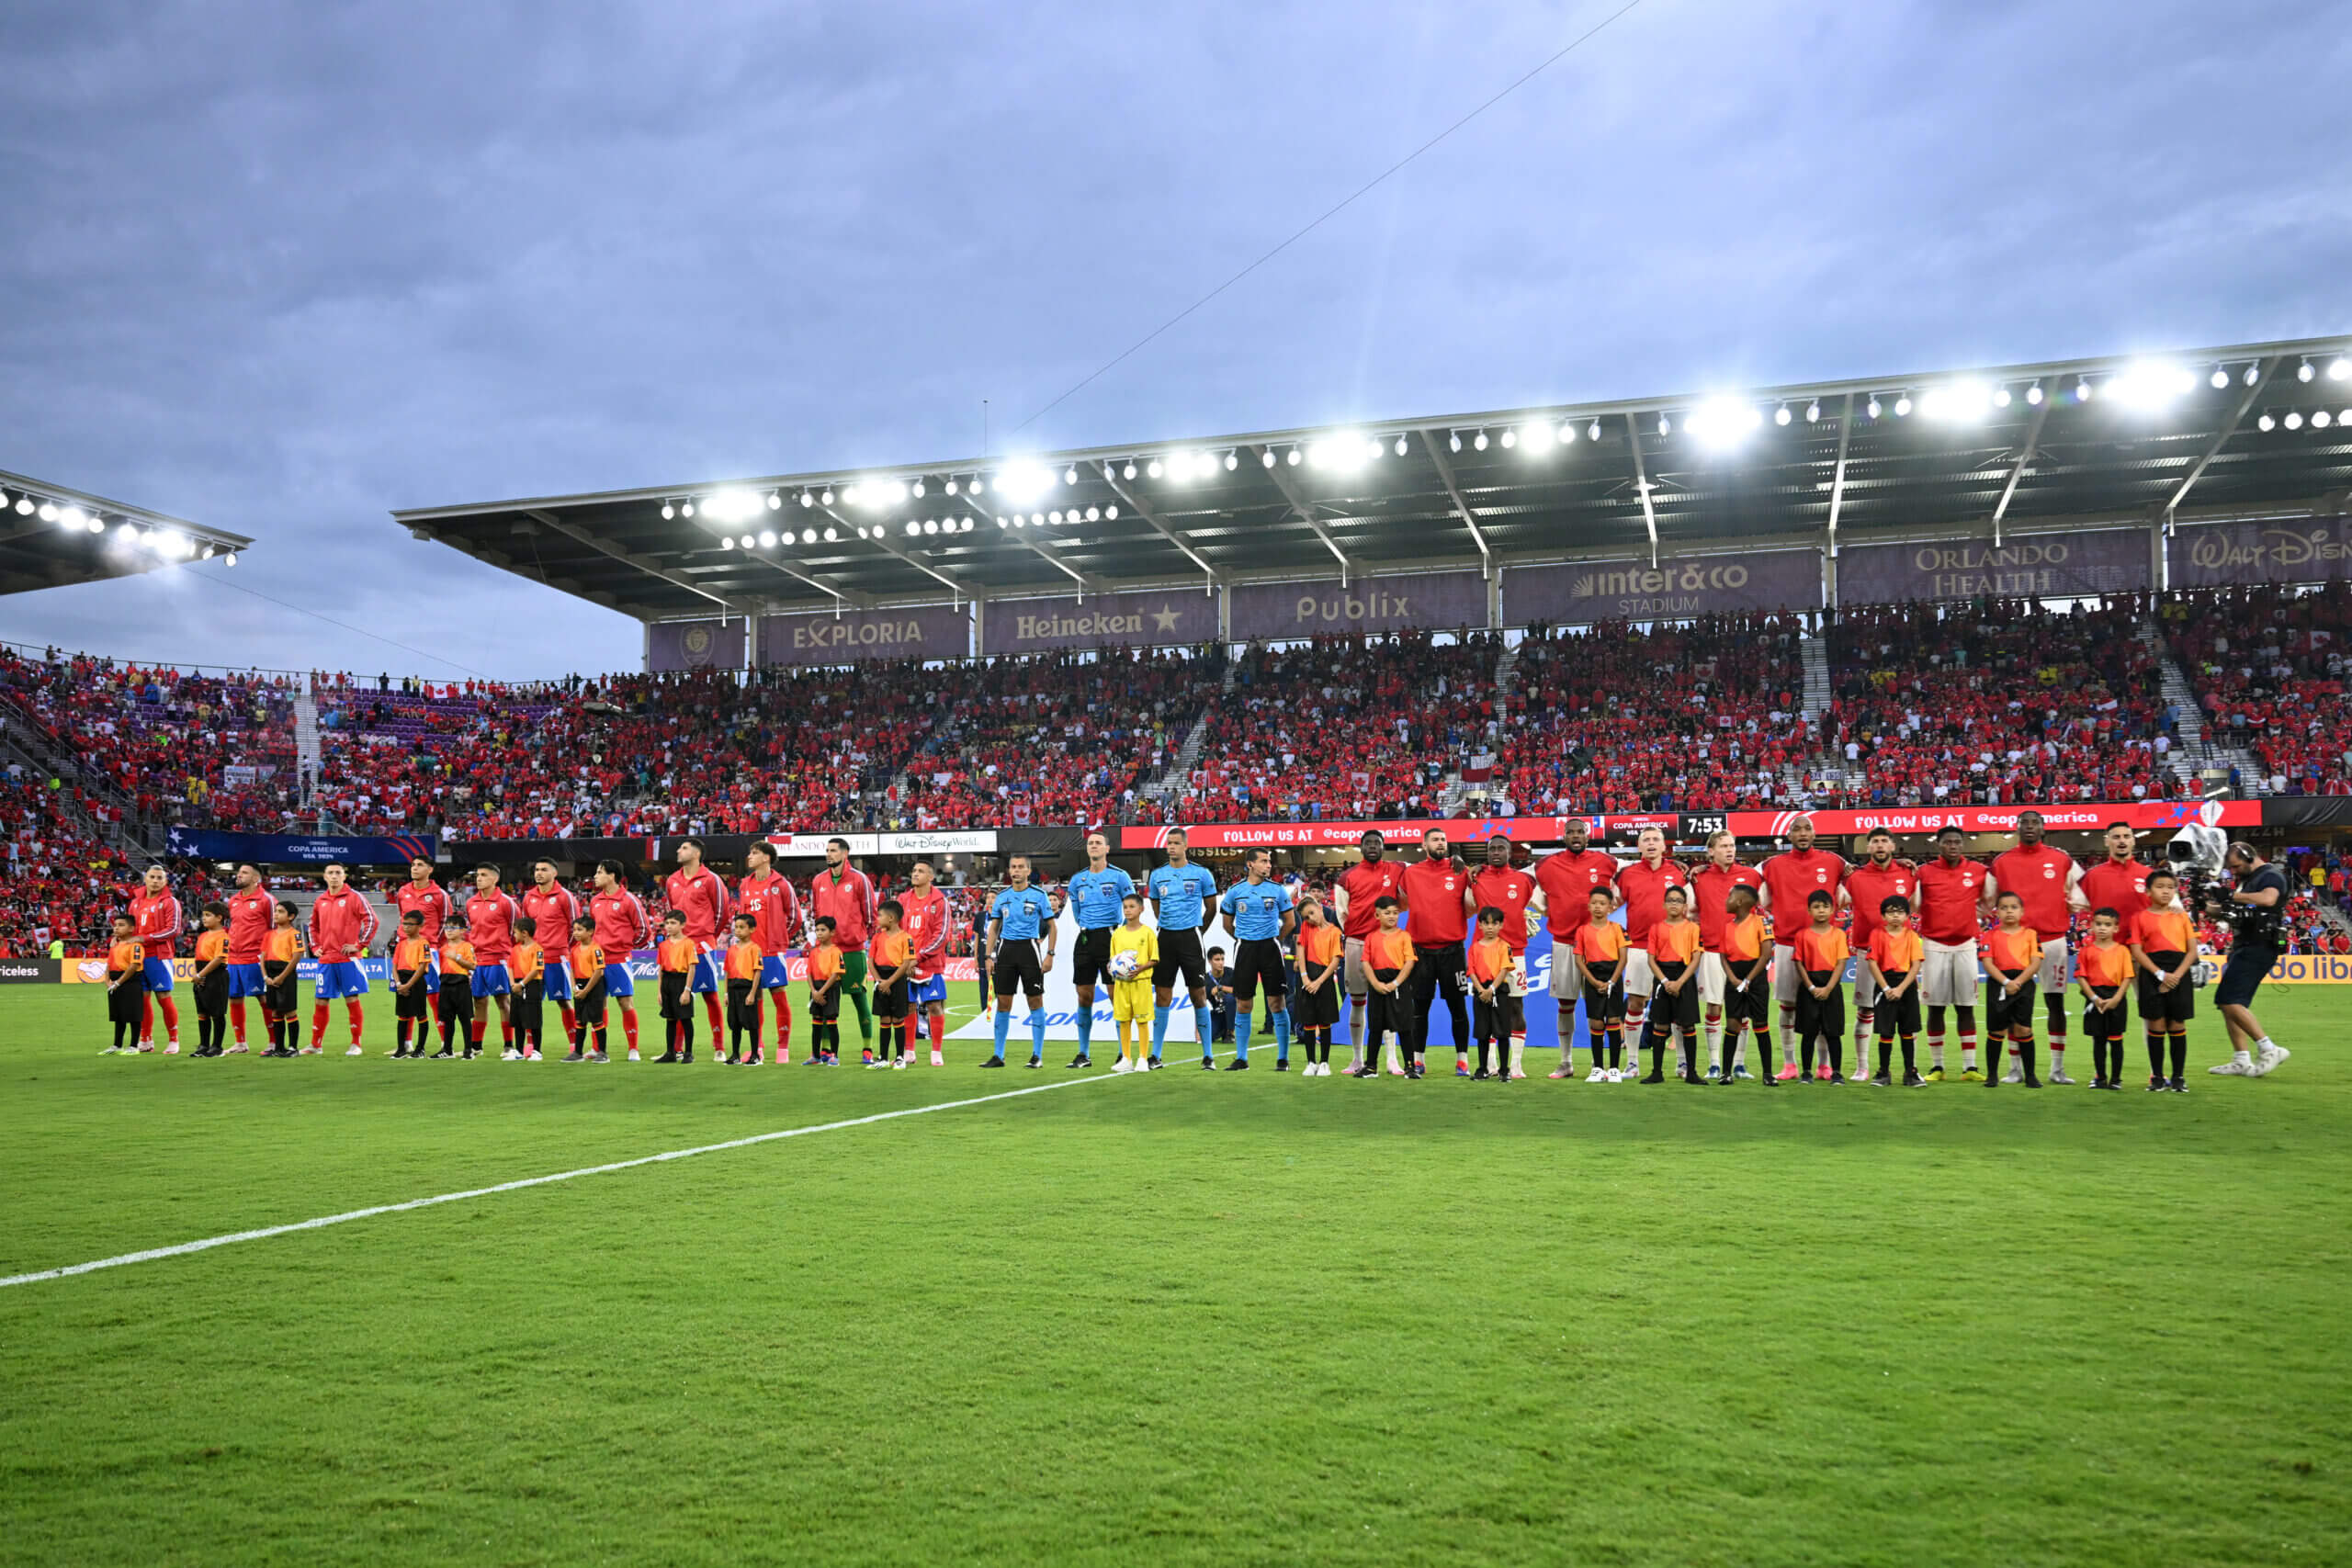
[2035,937,2070,994]
[1623,948,1655,1000]
[1770,944,1801,1005]
[1922,939,1980,1008]
[1548,945,1580,999]
[1343,936,1369,999]
[1853,960,1883,1009]
[1697,952,1726,1006]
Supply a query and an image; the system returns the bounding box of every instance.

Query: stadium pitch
[3,985,2345,1566]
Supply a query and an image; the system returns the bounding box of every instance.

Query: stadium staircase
[2142,619,2263,795]
[1798,633,1831,722]
[1137,657,1236,813]
[0,716,164,869]
[292,686,324,806]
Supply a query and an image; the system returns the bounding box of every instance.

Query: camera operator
[2209,841,2291,1078]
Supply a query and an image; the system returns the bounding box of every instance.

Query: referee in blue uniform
[1218,848,1296,1070]
[1065,830,1136,1069]
[982,855,1057,1067]
[1145,828,1222,1068]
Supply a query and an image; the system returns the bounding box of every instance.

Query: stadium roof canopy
[393,334,2352,622]
[0,469,250,597]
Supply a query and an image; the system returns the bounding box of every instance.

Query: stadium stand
[2159,581,2352,796]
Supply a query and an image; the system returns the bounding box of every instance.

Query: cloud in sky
[0,0,2344,678]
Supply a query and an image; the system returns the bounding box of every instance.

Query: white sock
[2255,1036,2277,1054]
[1929,1043,1946,1067]
[1704,1023,1722,1069]
[2233,1047,2253,1065]
[1510,1039,1524,1076]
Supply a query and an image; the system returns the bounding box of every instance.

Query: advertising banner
[980,589,1218,656]
[647,617,747,672]
[757,604,970,666]
[164,828,440,865]
[1838,530,2151,604]
[1724,800,2261,839]
[1227,569,1487,640]
[1505,549,1820,625]
[2168,514,2352,589]
[1119,817,1544,851]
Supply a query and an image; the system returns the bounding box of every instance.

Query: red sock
[140,994,154,1044]
[928,1012,945,1056]
[772,989,793,1049]
[311,1001,331,1047]
[157,995,179,1043]
[231,998,247,1046]
[346,999,365,1045]
[559,1004,578,1039]
[502,1021,514,1049]
[621,1010,639,1049]
[469,1021,484,1047]
[703,991,722,1031]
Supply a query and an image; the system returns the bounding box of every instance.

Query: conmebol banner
[1227,569,1487,640]
[1837,530,2150,604]
[646,617,747,672]
[757,604,971,666]
[164,828,440,865]
[2168,514,2352,588]
[980,589,1219,655]
[1506,549,1820,625]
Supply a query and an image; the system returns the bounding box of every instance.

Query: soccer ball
[1107,950,1143,982]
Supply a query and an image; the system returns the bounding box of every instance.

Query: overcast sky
[1,0,2346,680]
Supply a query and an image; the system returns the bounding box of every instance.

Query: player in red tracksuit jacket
[128,865,183,1051]
[737,841,804,1063]
[664,839,731,1041]
[307,863,381,1053]
[897,858,954,1066]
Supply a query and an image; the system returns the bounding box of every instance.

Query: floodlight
[2314,412,2335,430]
[1474,430,1488,450]
[758,529,777,547]
[2257,412,2276,432]
[1805,400,1821,423]
[1261,449,1275,468]
[2329,357,2348,381]
[1588,420,1602,441]
[1866,397,1883,419]
[222,552,237,566]
[1499,427,1518,448]
[1394,434,1408,456]
[2298,358,2315,383]
[1285,447,1300,465]
[766,491,782,510]
[1123,462,1136,480]
[2211,367,2231,389]
[661,502,675,520]
[995,459,1055,504]
[1224,451,1238,471]
[1064,466,1079,485]
[822,526,838,542]
[1774,403,1792,426]
[2025,382,2044,406]
[1449,432,1462,453]
[1919,381,1993,422]
[2104,362,2197,409]
[2284,411,2304,430]
[1146,458,1163,479]
[1105,504,1119,519]
[1894,394,1913,417]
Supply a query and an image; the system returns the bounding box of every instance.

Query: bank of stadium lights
[1918,380,1993,422]
[2103,362,2197,410]
[1682,398,1761,449]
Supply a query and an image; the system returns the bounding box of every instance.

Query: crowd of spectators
[2160,581,2352,796]
[1500,615,1810,815]
[1812,596,2177,807]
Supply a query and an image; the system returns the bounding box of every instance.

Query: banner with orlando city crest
[1505,549,1820,626]
[646,617,748,672]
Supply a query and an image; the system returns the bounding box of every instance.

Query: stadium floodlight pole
[518,510,775,615]
[1623,414,1660,567]
[1824,392,1855,558]
[1255,446,1358,583]
[1097,463,1220,585]
[1985,393,2053,547]
[817,499,977,604]
[1417,426,1493,577]
[2164,355,2279,521]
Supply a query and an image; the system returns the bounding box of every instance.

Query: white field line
[2,1066,1159,1292]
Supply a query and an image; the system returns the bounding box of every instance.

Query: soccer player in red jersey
[1688,829,1764,1080]
[522,858,584,1051]
[1532,817,1621,1078]
[391,856,454,1040]
[1396,828,1474,1075]
[810,838,878,1062]
[2075,821,2153,931]
[307,862,379,1055]
[1758,816,1848,1081]
[222,861,276,1054]
[1333,829,1404,1075]
[1466,834,1537,1077]
[128,864,183,1053]
[1611,827,1687,1055]
[587,860,653,1060]
[898,858,953,1066]
[1915,825,1989,1079]
[464,864,525,1057]
[738,841,804,1064]
[664,837,731,1051]
[1842,829,1920,1063]
[1987,810,2086,1083]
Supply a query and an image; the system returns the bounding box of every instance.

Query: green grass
[2,984,2346,1566]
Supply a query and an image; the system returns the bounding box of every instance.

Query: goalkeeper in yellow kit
[1110,894,1159,1072]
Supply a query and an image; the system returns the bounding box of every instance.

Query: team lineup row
[96,813,2297,1089]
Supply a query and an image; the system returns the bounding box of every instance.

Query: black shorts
[1473,992,1523,1043]
[1581,961,1625,1021]
[1792,971,1846,1042]
[660,970,691,1020]
[1365,969,1406,1043]
[1153,925,1211,991]
[267,977,300,1018]
[1071,927,1115,987]
[394,971,429,1021]
[572,984,606,1025]
[1292,981,1340,1028]
[808,986,841,1021]
[876,979,908,1021]
[1986,972,2037,1033]
[193,969,229,1018]
[107,975,145,1024]
[1412,943,1469,1006]
[1721,960,1771,1027]
[1873,979,1922,1038]
[2082,985,2129,1040]
[2213,944,2276,1010]
[727,978,760,1031]
[2135,953,2195,1022]
[992,937,1046,998]
[1229,937,1287,1003]
[1648,960,1701,1031]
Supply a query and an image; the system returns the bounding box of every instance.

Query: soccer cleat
[1903,1068,1926,1088]
[1585,1066,1608,1082]
[1774,1062,1799,1081]
[801,1053,826,1066]
[866,1055,894,1069]
[588,1050,608,1064]
[429,1045,454,1060]
[653,1050,680,1064]
[2048,1066,2075,1086]
[1550,1065,1576,1080]
[2003,1061,2024,1084]
[1639,1069,1666,1085]
[341,1044,361,1056]
[501,1048,520,1062]
[1923,1066,1945,1082]
[1274,1059,1289,1073]
[1471,1066,1490,1081]
[1829,1073,1847,1085]
[1733,1064,1754,1080]
[1960,1067,1984,1082]
[1145,1055,1160,1071]
[2208,1057,2255,1076]
[2168,1076,2188,1093]
[461,1047,481,1060]
[1025,1055,1044,1069]
[1814,1062,1831,1081]
[1200,1056,1217,1070]
[2252,1043,2290,1077]
[627,1048,641,1062]
[1387,1064,1408,1077]
[1111,1058,1132,1075]
[2021,1073,2042,1089]
[138,1042,155,1054]
[680,1048,695,1063]
[1871,1071,1893,1088]
[861,1050,875,1066]
[2148,1075,2168,1091]
[1454,1064,1472,1078]
[563,1048,585,1063]
[227,1043,249,1054]
[525,1049,543,1062]
[1704,1063,1723,1083]
[1226,1057,1250,1071]
[931,1050,945,1067]
[1067,1053,1091,1069]
[979,1055,1005,1068]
